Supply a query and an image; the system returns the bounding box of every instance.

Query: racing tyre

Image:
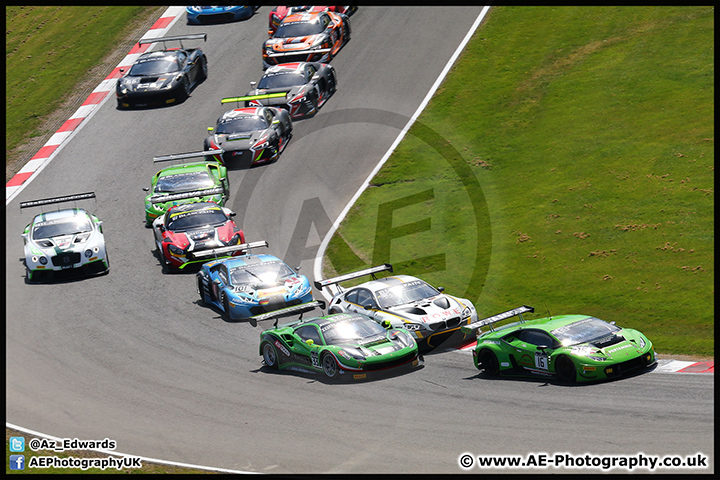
[478,349,499,376]
[261,342,279,369]
[556,355,577,383]
[180,77,191,101]
[221,293,234,321]
[321,353,338,379]
[197,276,206,305]
[198,56,208,81]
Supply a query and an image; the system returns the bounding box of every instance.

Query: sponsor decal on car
[274,340,290,357]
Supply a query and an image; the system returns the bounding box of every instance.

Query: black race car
[204,106,293,167]
[226,62,337,120]
[116,34,208,108]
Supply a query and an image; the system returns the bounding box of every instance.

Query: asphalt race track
[5,7,713,474]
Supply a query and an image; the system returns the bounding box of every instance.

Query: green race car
[144,150,228,226]
[461,305,656,383]
[258,304,422,381]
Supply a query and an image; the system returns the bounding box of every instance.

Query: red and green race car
[461,305,656,383]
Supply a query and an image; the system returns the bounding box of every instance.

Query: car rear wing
[267,48,331,58]
[251,300,326,325]
[153,149,224,163]
[188,240,269,260]
[138,33,207,48]
[149,187,225,205]
[314,264,393,292]
[221,93,289,105]
[20,192,95,209]
[460,305,535,336]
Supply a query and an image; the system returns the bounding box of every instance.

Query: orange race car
[262,9,351,69]
[268,6,356,34]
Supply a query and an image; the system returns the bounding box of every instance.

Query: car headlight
[253,141,269,150]
[33,256,48,265]
[168,244,184,255]
[340,347,366,361]
[393,330,415,348]
[226,233,241,246]
[84,249,93,258]
[638,337,646,348]
[587,355,607,362]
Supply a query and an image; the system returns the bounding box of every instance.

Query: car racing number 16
[535,351,549,370]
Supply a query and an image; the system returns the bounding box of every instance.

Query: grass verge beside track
[321,6,714,357]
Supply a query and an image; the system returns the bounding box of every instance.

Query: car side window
[344,289,359,305]
[307,65,316,78]
[355,289,378,309]
[296,325,322,344]
[217,265,229,284]
[517,329,555,348]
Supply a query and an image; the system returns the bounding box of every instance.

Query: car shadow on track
[250,361,425,385]
[462,362,659,387]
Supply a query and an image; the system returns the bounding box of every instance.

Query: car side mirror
[537,344,549,352]
[143,187,149,192]
[229,212,236,217]
[312,74,320,80]
[207,126,214,132]
[272,119,280,124]
[268,30,274,36]
[250,81,257,88]
[437,286,445,293]
[305,339,314,346]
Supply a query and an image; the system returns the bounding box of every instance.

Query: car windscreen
[216,116,268,134]
[320,317,387,345]
[32,216,93,239]
[128,58,180,76]
[275,20,324,38]
[230,261,295,286]
[258,72,306,89]
[551,318,621,346]
[166,207,227,231]
[156,171,215,193]
[375,280,440,309]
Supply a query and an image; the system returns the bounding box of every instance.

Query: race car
[268,6,357,34]
[196,241,315,323]
[116,34,208,108]
[262,9,350,69]
[204,106,292,167]
[315,264,478,350]
[143,150,228,226]
[20,192,109,282]
[224,62,337,120]
[186,5,259,24]
[259,310,421,380]
[460,305,657,383]
[152,201,245,272]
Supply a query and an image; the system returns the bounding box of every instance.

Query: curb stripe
[6,6,186,204]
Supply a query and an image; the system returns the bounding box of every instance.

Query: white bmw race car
[315,264,478,350]
[20,192,109,282]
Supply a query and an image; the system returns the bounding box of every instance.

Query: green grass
[324,6,714,357]
[5,6,162,157]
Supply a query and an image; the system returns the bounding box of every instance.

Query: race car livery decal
[274,340,290,357]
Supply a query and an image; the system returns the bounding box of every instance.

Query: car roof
[221,253,284,268]
[485,314,596,337]
[157,162,210,175]
[32,208,89,223]
[350,275,427,292]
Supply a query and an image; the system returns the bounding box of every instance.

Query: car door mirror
[143,187,149,192]
[536,344,549,352]
[207,126,214,132]
[305,339,314,347]
[250,81,257,88]
[437,286,445,292]
[362,304,374,310]
[311,74,320,81]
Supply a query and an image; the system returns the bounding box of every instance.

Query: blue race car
[196,241,315,324]
[186,6,258,24]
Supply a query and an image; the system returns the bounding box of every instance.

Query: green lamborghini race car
[259,305,422,381]
[461,305,656,383]
[143,150,228,226]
